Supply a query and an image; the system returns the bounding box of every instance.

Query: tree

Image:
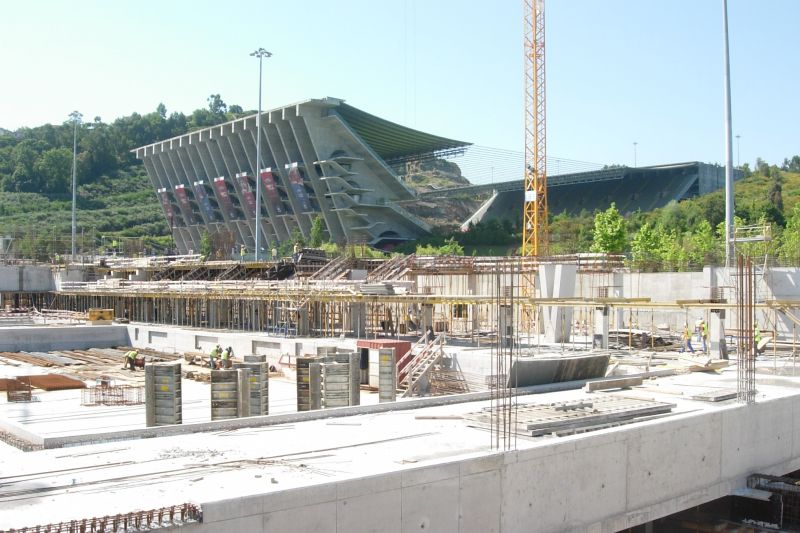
[309,215,325,247]
[416,237,464,256]
[199,230,212,259]
[156,103,167,119]
[688,219,717,265]
[630,222,660,268]
[590,203,627,253]
[34,148,72,193]
[780,204,800,264]
[207,94,227,116]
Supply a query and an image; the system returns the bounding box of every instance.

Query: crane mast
[522,0,548,257]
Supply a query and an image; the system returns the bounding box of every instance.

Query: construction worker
[209,344,221,370]
[221,346,233,369]
[699,319,709,353]
[240,245,246,262]
[271,247,278,261]
[680,324,695,354]
[125,349,138,371]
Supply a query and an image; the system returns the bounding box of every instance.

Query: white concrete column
[594,306,609,349]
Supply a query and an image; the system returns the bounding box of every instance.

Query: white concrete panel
[337,488,401,533]
[337,472,402,500]
[260,484,337,514]
[401,477,459,533]
[262,501,337,532]
[565,439,627,526]
[721,397,794,478]
[501,446,570,532]
[626,413,722,510]
[460,470,500,533]
[401,462,460,487]
[201,494,263,523]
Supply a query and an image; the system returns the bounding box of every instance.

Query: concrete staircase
[369,254,414,281]
[396,331,445,398]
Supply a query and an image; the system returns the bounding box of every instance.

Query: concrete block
[401,462,460,487]
[460,470,500,533]
[260,484,337,514]
[501,445,570,532]
[337,472,402,500]
[262,501,336,533]
[401,477,459,533]
[626,413,722,510]
[459,453,504,477]
[722,397,793,478]
[207,514,264,531]
[337,488,401,533]
[565,439,627,525]
[201,494,264,523]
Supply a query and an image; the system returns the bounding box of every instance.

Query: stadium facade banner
[260,169,284,214]
[193,182,216,221]
[173,184,196,224]
[213,177,238,220]
[286,163,311,213]
[235,172,257,217]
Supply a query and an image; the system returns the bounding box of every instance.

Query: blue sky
[1,0,797,174]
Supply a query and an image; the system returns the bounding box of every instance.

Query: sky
[1,0,797,180]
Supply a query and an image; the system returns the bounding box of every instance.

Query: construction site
[2,2,798,533]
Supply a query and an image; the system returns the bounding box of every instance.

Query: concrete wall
[0,325,129,352]
[127,324,358,368]
[0,265,54,292]
[185,394,800,533]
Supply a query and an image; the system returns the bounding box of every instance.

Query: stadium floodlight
[250,48,272,262]
[69,110,82,260]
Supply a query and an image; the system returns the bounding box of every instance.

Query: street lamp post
[250,48,272,262]
[69,111,82,261]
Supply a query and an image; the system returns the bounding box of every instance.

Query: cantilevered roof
[335,103,470,163]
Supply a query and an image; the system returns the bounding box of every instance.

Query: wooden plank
[584,376,644,392]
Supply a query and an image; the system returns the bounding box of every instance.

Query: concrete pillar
[710,308,728,360]
[594,306,610,349]
[237,368,251,418]
[145,361,182,427]
[296,308,309,336]
[499,304,514,348]
[309,362,322,410]
[421,305,434,336]
[538,264,577,343]
[612,271,624,330]
[467,274,479,337]
[349,302,366,338]
[378,347,397,403]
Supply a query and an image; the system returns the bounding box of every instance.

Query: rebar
[736,254,756,403]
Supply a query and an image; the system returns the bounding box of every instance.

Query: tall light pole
[722,0,734,267]
[69,111,82,260]
[633,142,638,167]
[735,134,741,168]
[250,48,272,262]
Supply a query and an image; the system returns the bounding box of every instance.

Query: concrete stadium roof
[132,97,470,164]
[334,103,470,163]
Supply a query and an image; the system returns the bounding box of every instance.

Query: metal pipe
[723,0,735,267]
[250,48,272,262]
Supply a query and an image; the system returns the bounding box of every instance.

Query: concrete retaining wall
[126,324,358,367]
[190,394,800,533]
[0,325,129,352]
[0,265,54,292]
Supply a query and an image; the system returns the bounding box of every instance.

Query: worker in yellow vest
[221,346,233,369]
[125,349,138,371]
[209,345,221,370]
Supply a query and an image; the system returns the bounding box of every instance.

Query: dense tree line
[0,95,249,195]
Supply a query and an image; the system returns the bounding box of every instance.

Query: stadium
[136,98,741,254]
